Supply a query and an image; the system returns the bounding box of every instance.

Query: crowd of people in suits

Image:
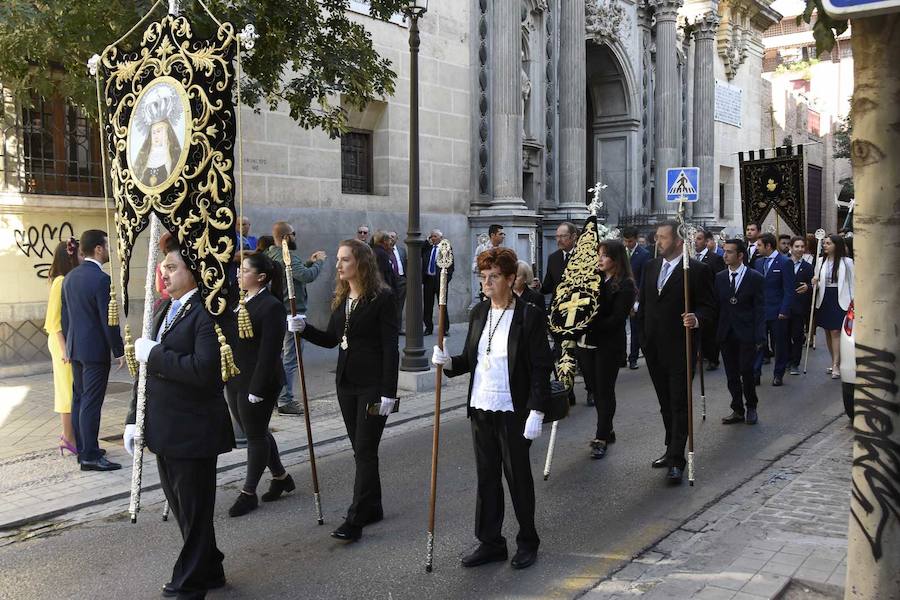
[41,215,854,598]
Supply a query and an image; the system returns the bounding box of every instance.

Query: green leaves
[0,0,408,136]
[796,0,848,54]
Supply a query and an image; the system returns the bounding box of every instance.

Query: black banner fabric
[101,15,237,316]
[739,145,806,235]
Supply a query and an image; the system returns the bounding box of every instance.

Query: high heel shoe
[58,436,78,456]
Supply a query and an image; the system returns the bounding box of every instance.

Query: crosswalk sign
[666,167,699,202]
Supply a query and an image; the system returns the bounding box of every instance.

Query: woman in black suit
[583,239,636,459]
[289,239,399,542]
[432,247,552,571]
[513,259,547,317]
[226,252,292,517]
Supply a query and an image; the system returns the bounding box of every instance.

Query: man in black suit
[753,233,795,386]
[744,222,762,267]
[693,230,726,371]
[423,229,453,335]
[623,227,650,370]
[716,240,766,425]
[388,231,408,333]
[125,237,234,599]
[373,230,398,296]
[786,236,814,375]
[61,229,125,471]
[637,221,715,483]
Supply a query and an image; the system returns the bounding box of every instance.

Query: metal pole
[401,12,429,372]
[679,203,696,486]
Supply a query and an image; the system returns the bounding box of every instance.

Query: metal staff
[162,500,170,521]
[803,229,827,374]
[425,240,453,573]
[543,421,559,480]
[129,215,163,523]
[678,204,697,486]
[282,239,324,525]
[697,338,706,422]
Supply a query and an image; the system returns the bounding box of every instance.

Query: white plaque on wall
[714,80,742,128]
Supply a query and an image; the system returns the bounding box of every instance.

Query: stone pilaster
[653,0,683,209]
[557,0,586,209]
[489,0,524,208]
[692,12,719,216]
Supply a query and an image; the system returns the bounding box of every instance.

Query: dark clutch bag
[543,381,570,424]
[366,400,401,416]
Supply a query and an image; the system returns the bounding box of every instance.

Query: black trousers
[157,455,224,600]
[628,316,641,363]
[395,275,407,329]
[70,360,111,462]
[701,328,720,365]
[576,347,594,394]
[786,313,808,367]
[580,350,620,440]
[225,384,285,494]
[423,275,449,333]
[720,332,759,414]
[470,409,539,552]
[643,346,691,469]
[337,385,388,526]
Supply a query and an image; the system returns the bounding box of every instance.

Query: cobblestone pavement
[583,416,853,600]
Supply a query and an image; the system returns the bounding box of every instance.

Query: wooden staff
[678,204,697,486]
[282,239,324,525]
[803,229,827,374]
[426,240,453,573]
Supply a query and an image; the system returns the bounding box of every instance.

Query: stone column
[692,12,719,216]
[558,0,586,208]
[490,0,525,208]
[653,0,683,208]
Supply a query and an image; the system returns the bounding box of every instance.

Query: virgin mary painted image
[127,79,189,191]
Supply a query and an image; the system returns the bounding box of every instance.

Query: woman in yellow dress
[44,238,81,456]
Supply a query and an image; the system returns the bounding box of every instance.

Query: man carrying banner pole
[802,229,827,374]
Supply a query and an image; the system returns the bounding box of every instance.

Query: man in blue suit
[717,240,766,425]
[752,233,795,386]
[786,236,814,375]
[623,227,650,370]
[62,229,125,471]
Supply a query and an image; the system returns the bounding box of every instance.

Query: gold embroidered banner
[739,145,806,235]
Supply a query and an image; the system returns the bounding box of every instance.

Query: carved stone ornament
[585,0,631,44]
[718,0,753,80]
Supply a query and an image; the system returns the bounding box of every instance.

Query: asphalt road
[0,341,845,600]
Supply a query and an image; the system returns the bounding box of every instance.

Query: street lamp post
[401,0,430,372]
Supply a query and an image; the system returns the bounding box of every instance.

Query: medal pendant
[483,354,491,370]
[340,337,349,350]
[729,297,738,305]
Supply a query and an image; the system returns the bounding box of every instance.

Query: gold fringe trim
[123,325,138,377]
[237,291,253,339]
[108,284,120,327]
[216,324,240,382]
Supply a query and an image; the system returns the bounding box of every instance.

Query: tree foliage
[796,0,848,55]
[0,0,408,136]
[833,112,852,159]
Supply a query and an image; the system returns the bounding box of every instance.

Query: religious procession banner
[738,145,806,235]
[98,15,238,316]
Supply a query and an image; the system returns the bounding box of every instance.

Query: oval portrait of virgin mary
[127,76,190,193]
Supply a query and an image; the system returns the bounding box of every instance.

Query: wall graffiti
[13,221,75,279]
[850,342,900,561]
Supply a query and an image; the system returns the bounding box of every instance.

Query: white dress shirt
[392,247,405,276]
[470,308,514,412]
[727,263,748,293]
[657,256,681,291]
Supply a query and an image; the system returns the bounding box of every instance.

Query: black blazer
[226,289,287,399]
[445,298,552,417]
[715,268,766,346]
[636,258,716,371]
[699,251,727,275]
[540,248,569,304]
[516,286,547,318]
[789,259,814,316]
[584,277,637,362]
[61,261,125,363]
[374,245,398,294]
[127,292,234,459]
[302,289,400,399]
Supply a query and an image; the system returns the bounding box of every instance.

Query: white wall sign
[714,80,743,128]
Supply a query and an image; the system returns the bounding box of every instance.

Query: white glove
[523,410,544,440]
[124,424,136,457]
[135,337,159,363]
[286,314,307,333]
[248,393,264,404]
[378,397,396,416]
[431,345,452,368]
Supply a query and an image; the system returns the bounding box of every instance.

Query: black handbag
[543,380,570,423]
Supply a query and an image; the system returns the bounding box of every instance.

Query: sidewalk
[584,415,853,600]
[0,328,468,532]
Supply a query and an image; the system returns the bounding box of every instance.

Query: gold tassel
[123,325,138,377]
[237,290,253,339]
[108,284,120,327]
[215,324,240,382]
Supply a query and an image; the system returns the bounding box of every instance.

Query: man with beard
[265,221,326,416]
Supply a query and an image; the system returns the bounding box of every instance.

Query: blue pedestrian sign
[822,0,900,18]
[666,167,699,202]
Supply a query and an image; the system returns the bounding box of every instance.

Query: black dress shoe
[590,440,607,459]
[772,377,783,386]
[162,577,225,597]
[424,328,433,336]
[746,408,758,425]
[510,548,538,570]
[628,361,639,370]
[666,466,684,483]
[331,522,362,541]
[80,456,122,471]
[460,544,508,567]
[261,474,296,502]
[585,392,595,407]
[706,361,719,371]
[651,454,669,468]
[228,492,258,517]
[721,411,745,425]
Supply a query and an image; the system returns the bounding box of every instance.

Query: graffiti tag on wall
[13,222,75,279]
